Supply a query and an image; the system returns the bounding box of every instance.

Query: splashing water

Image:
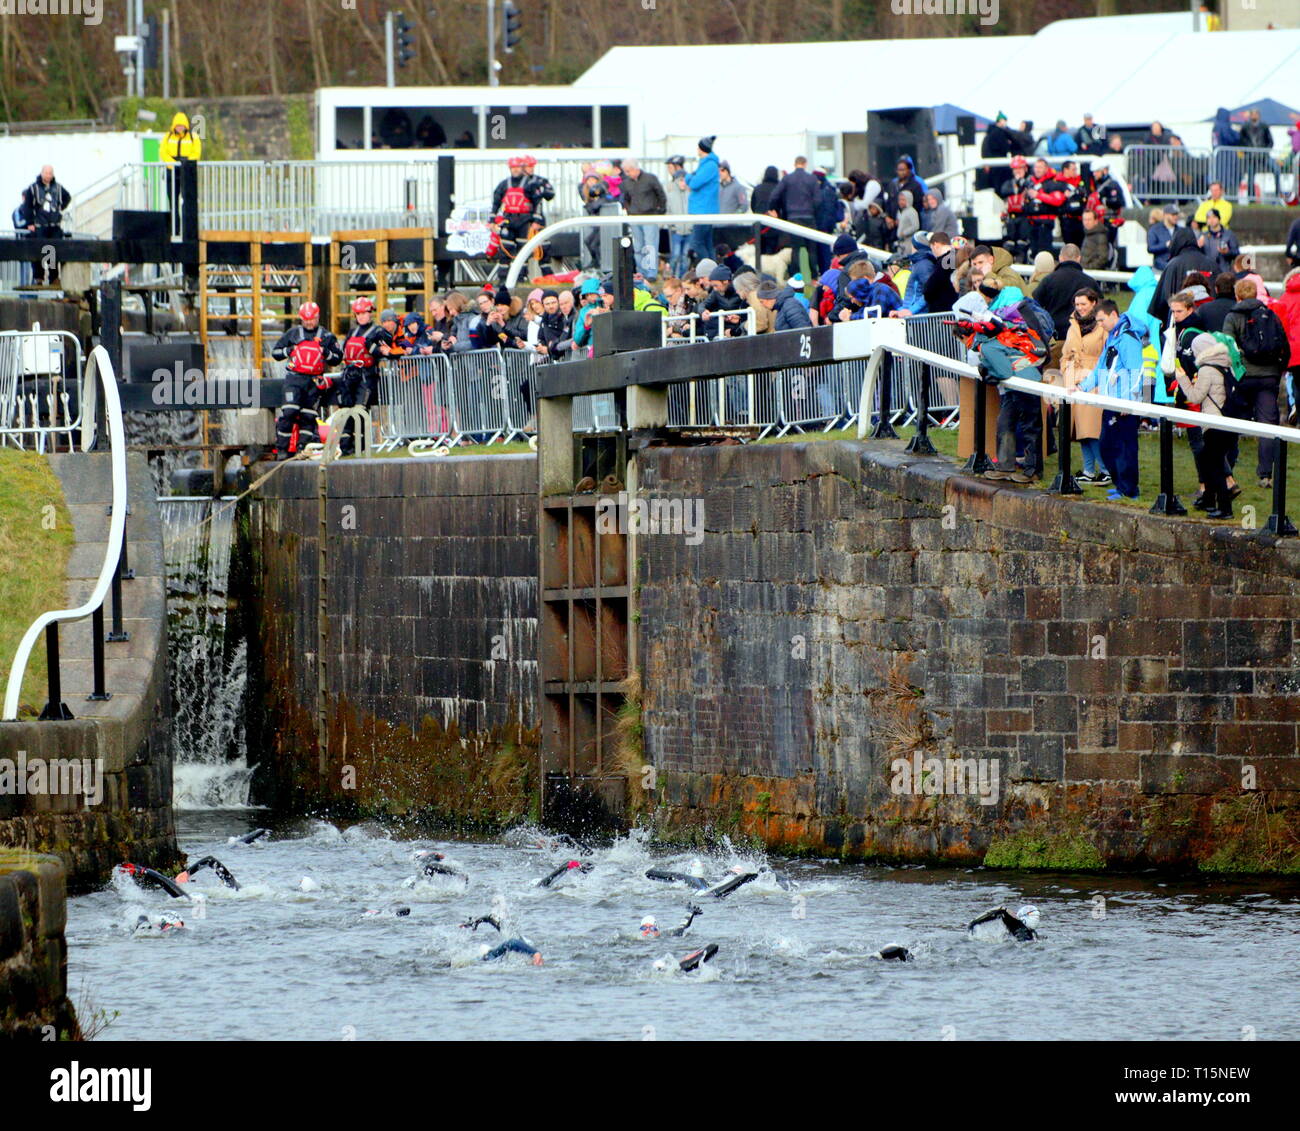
[160,497,254,809]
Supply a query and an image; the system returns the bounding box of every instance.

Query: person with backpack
[953,282,1056,483]
[1223,278,1289,487]
[332,297,389,455]
[1077,300,1147,501]
[271,301,344,459]
[1173,334,1249,519]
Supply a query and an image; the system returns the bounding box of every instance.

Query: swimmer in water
[412,851,468,883]
[133,913,187,935]
[176,856,240,890]
[645,866,710,891]
[654,943,719,972]
[229,828,270,846]
[118,862,190,900]
[700,865,759,900]
[871,945,913,962]
[639,905,703,939]
[967,905,1040,942]
[460,910,543,965]
[538,859,593,888]
[362,906,411,918]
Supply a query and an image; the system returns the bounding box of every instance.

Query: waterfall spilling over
[126,410,203,495]
[161,496,255,809]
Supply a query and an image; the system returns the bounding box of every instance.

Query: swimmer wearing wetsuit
[967,905,1040,941]
[538,859,593,888]
[176,856,240,890]
[639,905,703,939]
[460,911,543,965]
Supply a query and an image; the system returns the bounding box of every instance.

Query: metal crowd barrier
[0,326,84,452]
[1124,144,1291,205]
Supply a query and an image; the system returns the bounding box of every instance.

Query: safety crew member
[271,301,343,459]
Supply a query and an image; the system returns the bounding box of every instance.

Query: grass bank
[0,450,75,716]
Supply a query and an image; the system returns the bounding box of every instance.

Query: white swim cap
[688,859,705,877]
[299,877,319,892]
[641,915,657,927]
[1017,905,1040,929]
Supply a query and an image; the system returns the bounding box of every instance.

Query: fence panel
[0,328,83,451]
[445,348,508,442]
[378,353,455,443]
[902,313,964,427]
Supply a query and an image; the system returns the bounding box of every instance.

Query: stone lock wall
[250,455,540,825]
[636,440,1300,872]
[0,850,79,1039]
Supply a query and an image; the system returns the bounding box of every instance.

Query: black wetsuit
[121,864,189,900]
[233,828,270,845]
[645,868,709,890]
[539,860,593,888]
[185,856,240,890]
[874,945,913,962]
[968,908,1037,941]
[667,905,702,937]
[677,943,718,972]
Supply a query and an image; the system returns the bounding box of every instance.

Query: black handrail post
[107,545,130,643]
[39,623,73,720]
[1267,438,1297,535]
[1048,398,1082,495]
[88,603,110,701]
[871,353,900,439]
[1150,417,1186,515]
[904,362,937,454]
[107,503,134,579]
[962,373,993,474]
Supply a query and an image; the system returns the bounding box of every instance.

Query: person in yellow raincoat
[160,112,202,163]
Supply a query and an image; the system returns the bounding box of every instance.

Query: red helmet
[299,301,321,321]
[507,154,527,169]
[1010,155,1028,169]
[522,154,537,168]
[351,297,374,315]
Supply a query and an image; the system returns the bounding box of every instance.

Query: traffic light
[396,10,415,68]
[502,0,521,54]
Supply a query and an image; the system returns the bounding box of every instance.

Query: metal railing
[1124,145,1291,206]
[0,325,85,453]
[68,156,678,241]
[855,338,1298,535]
[3,343,132,720]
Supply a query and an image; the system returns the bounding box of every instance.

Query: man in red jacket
[1024,158,1067,258]
[998,155,1033,263]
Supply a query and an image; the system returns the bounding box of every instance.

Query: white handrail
[505,213,862,287]
[855,338,1300,448]
[3,344,126,720]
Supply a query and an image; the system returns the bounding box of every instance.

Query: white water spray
[161,496,254,808]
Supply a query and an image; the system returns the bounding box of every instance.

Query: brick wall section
[637,440,1300,868]
[252,456,539,818]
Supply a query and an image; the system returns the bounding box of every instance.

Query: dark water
[64,811,1300,1041]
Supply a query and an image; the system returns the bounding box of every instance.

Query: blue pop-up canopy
[1219,98,1300,126]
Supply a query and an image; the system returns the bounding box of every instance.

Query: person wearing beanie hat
[471,285,529,350]
[695,257,718,281]
[756,276,813,332]
[700,259,745,338]
[833,234,857,259]
[686,137,720,265]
